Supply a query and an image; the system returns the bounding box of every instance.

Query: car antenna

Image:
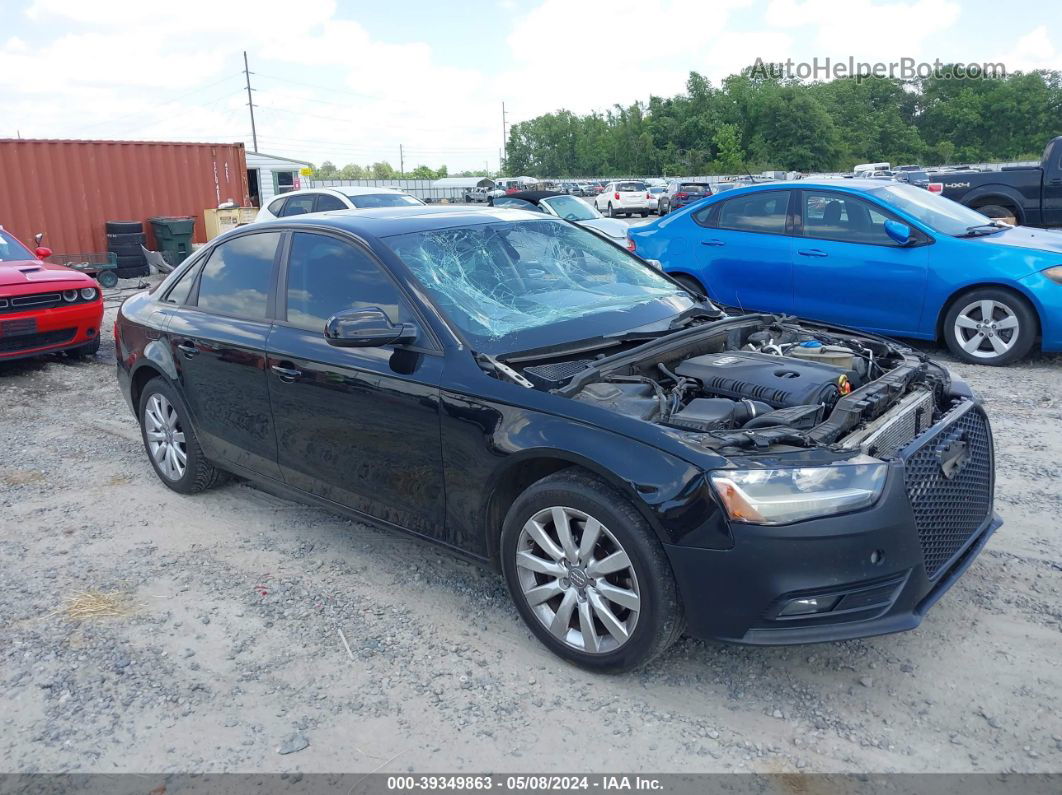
[744,163,758,184]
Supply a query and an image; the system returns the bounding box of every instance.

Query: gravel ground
[1,276,1060,775]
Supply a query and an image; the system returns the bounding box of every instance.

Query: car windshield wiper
[958,223,1007,237]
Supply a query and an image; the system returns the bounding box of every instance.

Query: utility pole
[243,51,258,153]
[399,144,404,176]
[501,101,508,170]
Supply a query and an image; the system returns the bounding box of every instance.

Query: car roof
[273,186,409,201]
[264,205,549,237]
[505,190,563,203]
[716,178,894,193]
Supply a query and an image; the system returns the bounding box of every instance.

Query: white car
[492,192,633,250]
[254,186,423,222]
[647,186,666,213]
[593,180,651,218]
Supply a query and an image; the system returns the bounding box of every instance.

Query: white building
[246,151,313,208]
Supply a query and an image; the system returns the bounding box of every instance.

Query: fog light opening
[86,328,96,337]
[778,594,842,617]
[870,549,885,566]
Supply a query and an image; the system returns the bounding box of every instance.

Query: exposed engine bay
[499,315,952,457]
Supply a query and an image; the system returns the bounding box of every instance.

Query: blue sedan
[629,180,1062,365]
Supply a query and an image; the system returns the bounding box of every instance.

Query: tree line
[310,161,489,180]
[502,65,1062,177]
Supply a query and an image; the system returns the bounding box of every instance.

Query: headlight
[62,289,78,302]
[709,456,887,525]
[80,287,98,300]
[1043,266,1062,285]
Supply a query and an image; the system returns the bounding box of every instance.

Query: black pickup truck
[935,136,1062,228]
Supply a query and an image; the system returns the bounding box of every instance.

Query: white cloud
[994,25,1059,74]
[764,0,962,61]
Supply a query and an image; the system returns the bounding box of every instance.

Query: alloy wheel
[953,299,1020,359]
[515,506,640,654]
[144,393,187,481]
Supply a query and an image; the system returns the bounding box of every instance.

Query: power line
[75,72,244,132]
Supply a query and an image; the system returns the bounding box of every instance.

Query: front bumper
[665,400,998,645]
[0,301,104,361]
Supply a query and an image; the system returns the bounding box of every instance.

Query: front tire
[500,470,683,673]
[138,377,226,493]
[65,334,100,359]
[943,288,1037,365]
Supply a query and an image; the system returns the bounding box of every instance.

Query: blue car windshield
[387,218,693,353]
[870,183,1000,236]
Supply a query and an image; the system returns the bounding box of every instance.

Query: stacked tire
[106,220,149,278]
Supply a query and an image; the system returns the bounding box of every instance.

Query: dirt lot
[1,278,1060,775]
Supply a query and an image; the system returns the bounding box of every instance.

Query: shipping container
[0,139,249,256]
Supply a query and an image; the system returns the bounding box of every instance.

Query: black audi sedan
[115,206,1000,672]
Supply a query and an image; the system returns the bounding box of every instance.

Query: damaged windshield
[386,218,693,353]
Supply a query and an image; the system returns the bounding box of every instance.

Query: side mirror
[34,232,45,245]
[35,247,52,260]
[884,219,912,245]
[325,307,418,348]
[645,258,663,270]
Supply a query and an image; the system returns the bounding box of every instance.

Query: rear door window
[194,232,281,319]
[279,195,316,217]
[712,191,792,234]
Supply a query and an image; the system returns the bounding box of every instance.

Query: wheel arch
[480,445,707,569]
[963,188,1026,224]
[935,281,1042,343]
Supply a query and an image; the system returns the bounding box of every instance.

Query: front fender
[439,392,732,564]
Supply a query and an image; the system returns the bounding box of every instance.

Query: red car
[0,228,104,361]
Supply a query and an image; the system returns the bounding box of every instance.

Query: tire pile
[105,220,149,278]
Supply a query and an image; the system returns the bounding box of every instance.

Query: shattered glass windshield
[386,218,693,353]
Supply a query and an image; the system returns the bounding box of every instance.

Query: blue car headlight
[709,455,888,525]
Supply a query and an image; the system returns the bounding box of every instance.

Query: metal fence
[306,178,472,203]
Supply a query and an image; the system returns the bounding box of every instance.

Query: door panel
[692,190,795,313]
[265,231,446,538]
[166,310,279,477]
[792,190,928,334]
[164,231,282,478]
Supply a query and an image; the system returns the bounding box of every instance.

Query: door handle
[700,239,725,247]
[797,249,828,257]
[175,340,198,358]
[271,363,302,382]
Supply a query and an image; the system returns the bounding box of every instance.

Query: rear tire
[942,287,1037,366]
[500,470,683,673]
[975,204,1018,227]
[607,203,616,218]
[138,377,227,493]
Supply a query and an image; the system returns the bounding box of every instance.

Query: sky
[0,0,1058,172]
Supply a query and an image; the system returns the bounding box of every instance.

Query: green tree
[314,160,339,179]
[339,163,367,179]
[370,161,396,179]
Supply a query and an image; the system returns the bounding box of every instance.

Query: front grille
[0,328,76,353]
[903,402,993,579]
[1,292,63,313]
